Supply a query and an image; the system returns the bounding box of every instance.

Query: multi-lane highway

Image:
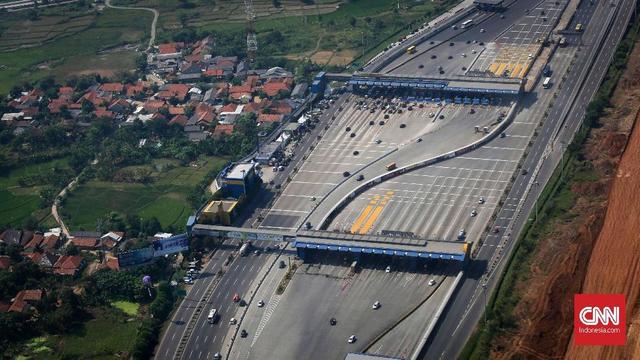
[422,0,633,358]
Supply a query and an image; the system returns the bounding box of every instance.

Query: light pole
[482,282,488,324]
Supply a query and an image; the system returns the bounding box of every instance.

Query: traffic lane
[156,247,235,360]
[183,248,271,359]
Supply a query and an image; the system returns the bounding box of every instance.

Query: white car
[429,279,436,286]
[385,266,391,273]
[372,301,381,310]
[478,197,485,204]
[229,317,237,325]
[471,209,478,217]
[480,28,486,33]
[348,335,357,343]
[183,276,194,284]
[257,300,265,308]
[214,353,222,360]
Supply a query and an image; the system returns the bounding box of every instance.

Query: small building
[255,142,282,164]
[220,162,258,199]
[291,82,308,99]
[283,122,301,135]
[200,200,238,225]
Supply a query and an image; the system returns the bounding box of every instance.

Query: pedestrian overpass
[188,224,469,263]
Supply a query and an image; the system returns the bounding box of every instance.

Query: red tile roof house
[24,233,44,250]
[40,234,60,251]
[143,99,167,113]
[258,113,284,124]
[99,82,124,95]
[100,231,124,251]
[158,42,184,56]
[0,255,10,270]
[262,81,291,98]
[125,82,147,98]
[58,86,74,96]
[213,124,234,137]
[157,84,191,102]
[70,236,100,251]
[23,251,58,269]
[104,256,120,271]
[170,114,189,127]
[53,255,85,276]
[9,289,43,313]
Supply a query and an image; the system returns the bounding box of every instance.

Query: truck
[239,242,251,256]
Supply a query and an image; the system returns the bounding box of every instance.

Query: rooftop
[225,162,255,180]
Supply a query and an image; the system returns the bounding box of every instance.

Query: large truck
[239,242,251,256]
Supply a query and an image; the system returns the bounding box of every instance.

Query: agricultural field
[0,158,72,229]
[116,0,457,67]
[19,307,139,360]
[0,5,151,94]
[62,156,227,231]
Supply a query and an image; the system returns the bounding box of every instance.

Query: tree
[22,216,38,231]
[65,243,79,256]
[349,16,357,27]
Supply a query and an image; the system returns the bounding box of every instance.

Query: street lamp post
[482,282,488,325]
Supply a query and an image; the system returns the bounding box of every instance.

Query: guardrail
[317,102,518,230]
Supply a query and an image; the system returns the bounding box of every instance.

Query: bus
[543,77,552,89]
[575,23,583,32]
[461,19,474,29]
[406,45,416,54]
[239,242,251,256]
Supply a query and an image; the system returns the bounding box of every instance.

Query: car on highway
[493,226,501,233]
[471,209,478,217]
[208,309,217,324]
[343,171,351,177]
[257,300,265,308]
[353,150,360,155]
[241,329,248,338]
[229,317,237,325]
[279,260,286,269]
[214,353,222,360]
[372,301,381,310]
[500,132,506,138]
[356,174,365,181]
[416,138,423,143]
[399,123,406,128]
[457,229,466,240]
[429,279,436,286]
[330,317,337,326]
[521,169,529,175]
[233,293,241,303]
[184,276,194,284]
[348,335,357,343]
[478,197,485,204]
[385,265,391,273]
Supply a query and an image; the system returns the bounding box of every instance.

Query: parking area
[259,92,512,232]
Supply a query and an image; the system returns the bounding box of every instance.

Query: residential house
[40,234,60,251]
[170,114,189,127]
[24,233,44,250]
[69,231,101,251]
[108,99,131,114]
[157,84,191,102]
[0,255,10,270]
[23,251,58,269]
[0,229,33,247]
[258,113,284,124]
[9,289,43,313]
[104,256,120,271]
[99,82,124,95]
[53,255,85,276]
[100,231,124,251]
[213,124,234,137]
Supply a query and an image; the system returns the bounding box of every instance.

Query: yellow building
[200,200,238,225]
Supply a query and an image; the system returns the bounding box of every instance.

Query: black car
[356,174,365,181]
[370,120,375,125]
[343,171,351,177]
[399,123,406,128]
[330,318,337,326]
[346,126,351,132]
[240,330,248,338]
[350,132,356,138]
[353,151,359,156]
[379,120,385,125]
[279,260,286,269]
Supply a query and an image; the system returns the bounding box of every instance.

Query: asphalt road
[421,0,632,358]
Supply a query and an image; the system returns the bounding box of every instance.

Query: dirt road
[105,0,158,52]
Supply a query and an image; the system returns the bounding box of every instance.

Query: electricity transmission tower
[244,0,258,63]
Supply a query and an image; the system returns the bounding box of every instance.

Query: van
[386,162,397,171]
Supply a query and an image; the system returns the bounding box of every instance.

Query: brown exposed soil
[490,40,640,359]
